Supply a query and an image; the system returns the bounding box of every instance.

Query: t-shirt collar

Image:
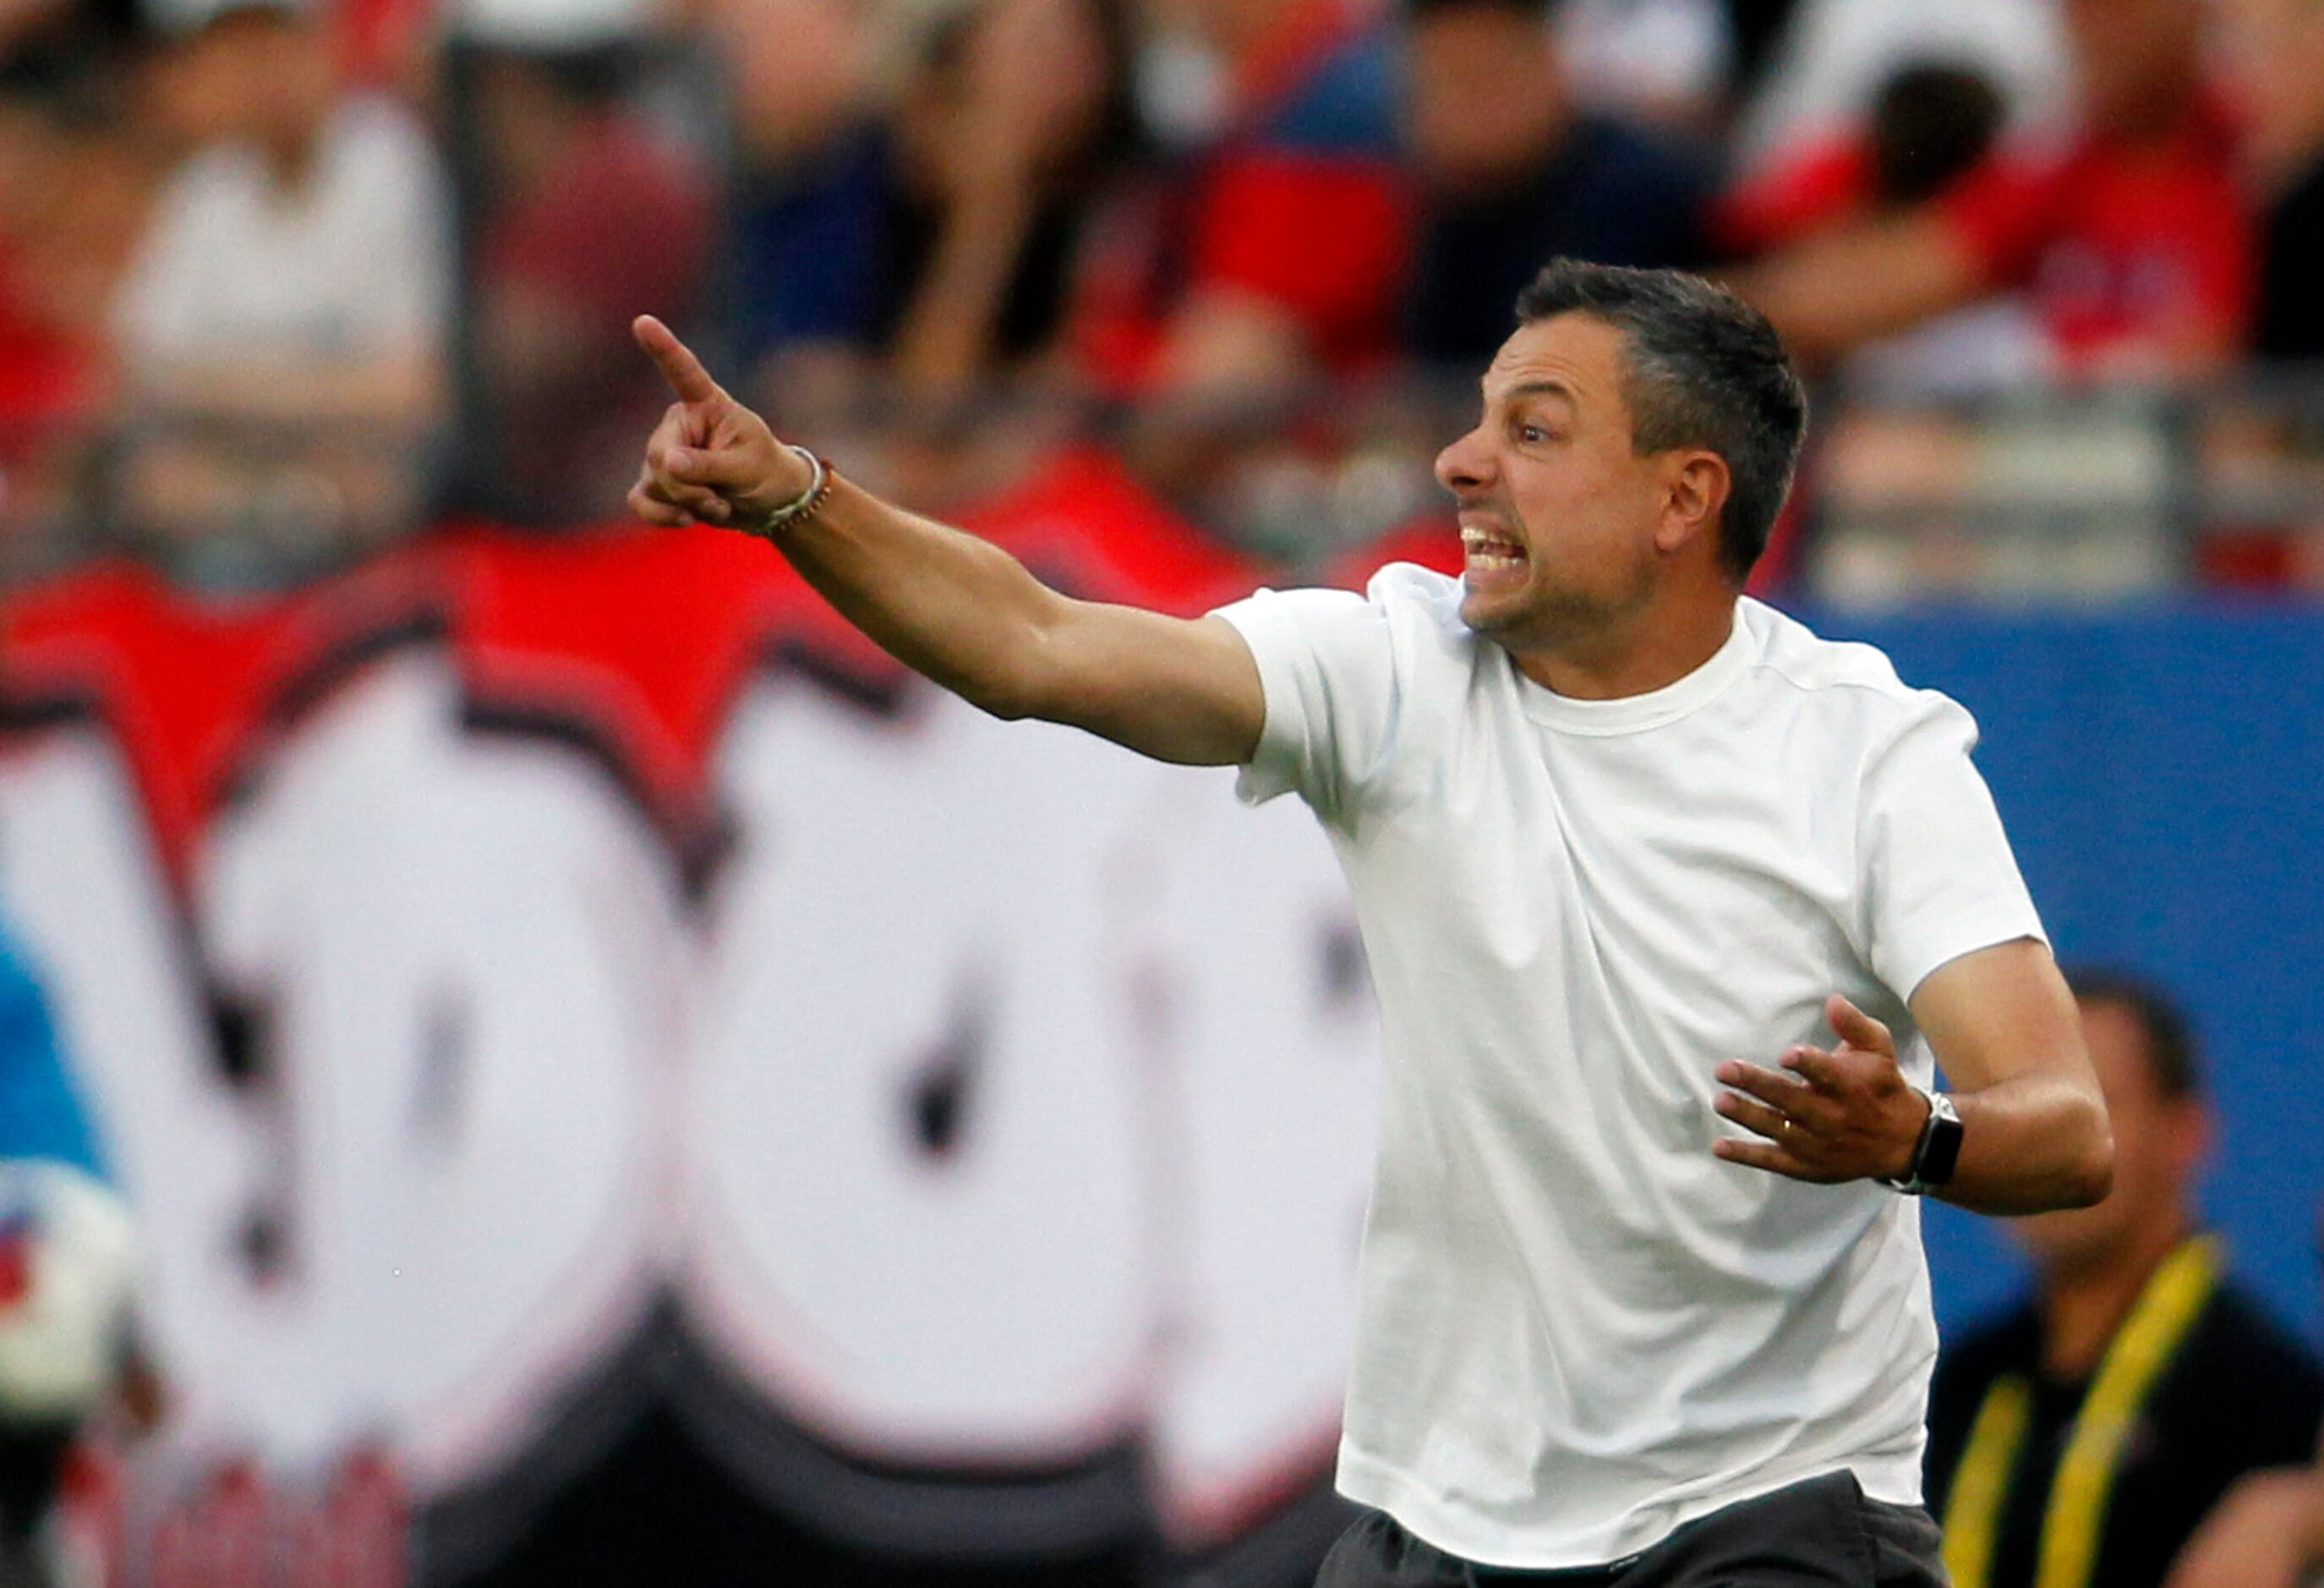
[1512,602,1755,737]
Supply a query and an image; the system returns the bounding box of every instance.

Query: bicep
[1908,938,2092,1093]
[1030,602,1266,767]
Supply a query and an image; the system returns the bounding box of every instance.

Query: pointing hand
[627,315,808,532]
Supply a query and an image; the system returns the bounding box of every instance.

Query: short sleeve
[1210,584,1401,824]
[1856,693,2047,1003]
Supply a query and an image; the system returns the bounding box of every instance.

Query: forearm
[1937,1069,2112,1214]
[890,183,1037,397]
[632,314,1262,761]
[767,472,1064,720]
[1726,216,1986,368]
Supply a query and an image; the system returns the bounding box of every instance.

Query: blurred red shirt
[1070,0,1410,393]
[1721,100,2256,371]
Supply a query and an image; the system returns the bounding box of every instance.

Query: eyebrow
[1486,378,1581,412]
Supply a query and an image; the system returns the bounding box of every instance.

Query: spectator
[466,45,714,522]
[1727,0,2064,179]
[1400,0,1717,370]
[1717,60,2031,393]
[1069,0,1408,408]
[0,27,154,555]
[719,0,883,427]
[883,0,1136,405]
[0,916,134,1588]
[2169,1446,2324,1588]
[1734,0,2254,382]
[1924,970,2324,1588]
[1717,62,2008,252]
[1551,0,1731,132]
[2167,1224,2324,1588]
[730,0,1139,421]
[111,0,451,561]
[2228,0,2324,362]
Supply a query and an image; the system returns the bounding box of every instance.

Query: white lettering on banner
[192,649,679,1494]
[1113,769,1379,1545]
[685,676,1158,1464]
[0,627,1389,1567]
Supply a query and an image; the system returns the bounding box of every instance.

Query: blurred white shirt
[115,95,452,380]
[1734,0,2070,179]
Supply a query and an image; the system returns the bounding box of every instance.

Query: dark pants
[1315,1472,1946,1588]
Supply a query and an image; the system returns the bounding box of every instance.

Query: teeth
[1461,528,1525,567]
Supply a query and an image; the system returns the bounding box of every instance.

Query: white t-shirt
[1212,566,2045,1569]
[114,96,451,375]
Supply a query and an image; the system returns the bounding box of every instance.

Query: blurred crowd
[3,3,2324,1585]
[4,0,2324,578]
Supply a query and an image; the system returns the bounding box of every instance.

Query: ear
[1656,451,1731,559]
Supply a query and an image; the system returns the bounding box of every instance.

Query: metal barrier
[7,370,2324,597]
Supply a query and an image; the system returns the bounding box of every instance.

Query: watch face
[1920,1104,1966,1186]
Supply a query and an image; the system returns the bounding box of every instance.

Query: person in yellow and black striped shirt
[1925,968,2324,1588]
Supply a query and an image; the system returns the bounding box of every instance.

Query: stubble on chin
[1460,562,1654,652]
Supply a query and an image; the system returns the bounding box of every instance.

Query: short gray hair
[1514,260,1807,583]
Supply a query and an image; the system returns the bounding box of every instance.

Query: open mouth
[1460,525,1528,578]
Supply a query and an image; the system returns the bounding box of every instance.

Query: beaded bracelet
[744,444,836,539]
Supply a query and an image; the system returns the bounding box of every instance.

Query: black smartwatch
[1883,1087,1963,1196]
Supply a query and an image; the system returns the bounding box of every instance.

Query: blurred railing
[7,370,2324,599]
[1809,369,2324,604]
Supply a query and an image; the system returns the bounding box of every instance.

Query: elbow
[971,676,1037,722]
[956,618,1055,723]
[973,644,1052,723]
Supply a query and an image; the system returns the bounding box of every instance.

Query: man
[2231,0,2324,361]
[1924,971,2323,1588]
[112,0,451,554]
[2168,1355,2324,1588]
[1402,0,1716,367]
[626,260,2113,1585]
[1067,0,1408,405]
[1736,0,2250,381]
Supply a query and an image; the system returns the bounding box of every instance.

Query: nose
[1435,424,1493,496]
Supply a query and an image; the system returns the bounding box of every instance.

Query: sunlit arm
[626,316,1265,768]
[1911,938,2113,1214]
[759,477,1262,766]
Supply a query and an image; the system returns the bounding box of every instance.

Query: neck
[2037,1216,2192,1380]
[1507,587,1736,700]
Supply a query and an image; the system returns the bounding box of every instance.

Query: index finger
[633,315,722,405]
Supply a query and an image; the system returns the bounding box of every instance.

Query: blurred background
[0,0,2320,1582]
